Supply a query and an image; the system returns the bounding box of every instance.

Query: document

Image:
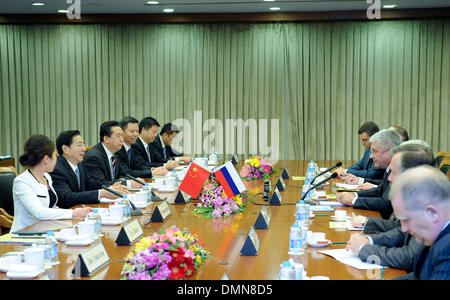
[292,176,306,181]
[318,249,386,270]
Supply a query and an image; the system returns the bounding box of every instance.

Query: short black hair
[160,123,180,136]
[358,121,379,137]
[19,135,55,167]
[390,125,410,142]
[100,120,120,142]
[119,116,139,131]
[56,130,81,155]
[139,117,160,133]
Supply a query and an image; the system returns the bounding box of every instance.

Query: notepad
[318,249,386,270]
[0,234,45,245]
[329,222,348,229]
[292,176,306,181]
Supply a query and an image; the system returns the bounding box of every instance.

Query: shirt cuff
[358,177,364,185]
[366,236,374,245]
[352,193,359,205]
[174,157,180,162]
[127,180,131,189]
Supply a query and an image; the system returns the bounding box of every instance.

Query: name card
[281,168,290,180]
[72,242,110,277]
[150,201,172,222]
[231,155,239,165]
[174,190,191,204]
[269,187,282,205]
[115,218,144,246]
[254,205,271,229]
[240,226,260,256]
[276,176,286,192]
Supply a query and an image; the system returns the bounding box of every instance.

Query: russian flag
[213,161,246,198]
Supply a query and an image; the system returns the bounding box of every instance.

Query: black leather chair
[0,167,16,233]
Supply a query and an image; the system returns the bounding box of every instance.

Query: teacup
[334,210,347,219]
[310,232,326,241]
[73,220,96,237]
[23,247,45,271]
[155,178,165,187]
[109,204,125,219]
[134,191,148,203]
[165,177,176,188]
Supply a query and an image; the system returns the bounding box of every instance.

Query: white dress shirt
[11,170,73,232]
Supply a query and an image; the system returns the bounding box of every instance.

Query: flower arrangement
[194,177,247,219]
[121,226,209,280]
[240,156,273,180]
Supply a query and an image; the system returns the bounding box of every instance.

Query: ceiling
[1,0,450,14]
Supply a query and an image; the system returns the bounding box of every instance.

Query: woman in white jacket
[11,135,92,232]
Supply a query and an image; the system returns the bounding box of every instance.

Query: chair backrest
[435,152,450,169]
[0,166,17,216]
[439,157,450,180]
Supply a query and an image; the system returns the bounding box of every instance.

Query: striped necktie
[111,156,116,180]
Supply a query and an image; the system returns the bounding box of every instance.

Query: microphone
[102,185,142,215]
[301,172,338,201]
[126,174,146,186]
[311,162,342,184]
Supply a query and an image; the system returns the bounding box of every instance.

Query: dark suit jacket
[50,156,100,209]
[412,224,450,280]
[148,135,182,164]
[346,148,385,179]
[115,145,153,178]
[359,227,425,271]
[354,170,393,219]
[82,143,126,188]
[364,213,400,234]
[131,138,164,168]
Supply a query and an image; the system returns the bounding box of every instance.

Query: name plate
[150,201,172,222]
[116,218,144,246]
[269,187,282,205]
[174,190,191,204]
[281,168,290,179]
[276,176,286,192]
[231,155,239,165]
[240,226,260,256]
[254,205,271,229]
[72,242,110,277]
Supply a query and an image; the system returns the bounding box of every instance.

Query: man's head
[389,125,410,142]
[358,121,380,149]
[100,121,123,153]
[388,141,435,183]
[139,117,160,144]
[160,123,180,147]
[389,165,450,246]
[120,116,139,146]
[56,130,86,165]
[369,129,402,169]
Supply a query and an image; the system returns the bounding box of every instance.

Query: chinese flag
[178,162,211,198]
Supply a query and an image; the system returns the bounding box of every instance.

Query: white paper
[336,183,359,190]
[99,198,121,204]
[347,220,363,231]
[318,249,386,270]
[318,201,344,207]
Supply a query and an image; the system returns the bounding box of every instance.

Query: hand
[130,179,143,189]
[337,192,356,206]
[180,156,192,163]
[344,174,360,185]
[346,234,370,256]
[357,182,377,190]
[72,207,92,219]
[100,185,128,199]
[351,216,368,228]
[152,167,168,176]
[165,160,179,170]
[335,167,347,178]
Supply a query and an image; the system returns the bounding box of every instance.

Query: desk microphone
[125,174,146,186]
[311,162,342,184]
[102,185,143,216]
[301,172,338,201]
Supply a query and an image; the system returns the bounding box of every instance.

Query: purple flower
[134,271,152,280]
[222,204,232,216]
[212,207,222,218]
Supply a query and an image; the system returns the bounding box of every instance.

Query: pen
[332,242,347,245]
[361,220,367,235]
[314,214,329,216]
[379,266,385,280]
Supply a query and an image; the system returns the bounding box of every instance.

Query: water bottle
[89,209,102,239]
[278,261,294,280]
[302,184,312,201]
[289,223,302,255]
[203,154,208,168]
[42,231,59,267]
[296,200,310,223]
[143,183,152,204]
[299,221,309,250]
[289,259,304,280]
[121,195,131,220]
[172,170,178,186]
[213,149,219,162]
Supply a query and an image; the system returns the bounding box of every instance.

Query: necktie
[74,167,81,189]
[127,148,131,165]
[163,146,167,159]
[147,146,152,162]
[111,156,116,180]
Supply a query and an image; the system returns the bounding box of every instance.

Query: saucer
[6,264,41,279]
[65,238,94,247]
[307,240,331,248]
[330,216,350,222]
[130,201,147,209]
[101,216,123,226]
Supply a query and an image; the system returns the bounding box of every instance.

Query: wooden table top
[0,160,407,280]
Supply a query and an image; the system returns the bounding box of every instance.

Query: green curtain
[1,20,449,171]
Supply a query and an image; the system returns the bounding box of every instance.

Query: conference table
[0,160,407,280]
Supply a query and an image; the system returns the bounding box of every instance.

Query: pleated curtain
[1,19,449,171]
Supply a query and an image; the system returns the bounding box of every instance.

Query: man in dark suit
[132,117,178,171]
[50,130,127,209]
[336,121,385,180]
[390,165,450,280]
[148,123,192,165]
[116,116,167,178]
[337,129,402,219]
[82,121,142,189]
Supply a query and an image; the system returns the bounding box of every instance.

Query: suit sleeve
[82,154,115,187]
[50,168,99,209]
[353,196,393,219]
